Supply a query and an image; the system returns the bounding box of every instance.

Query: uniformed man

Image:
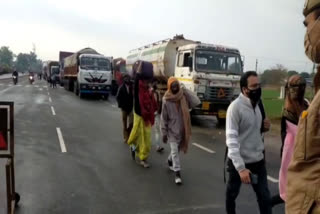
[285,1,320,213]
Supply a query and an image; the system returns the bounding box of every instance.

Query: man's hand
[263,118,271,132]
[239,169,251,184]
[162,135,168,144]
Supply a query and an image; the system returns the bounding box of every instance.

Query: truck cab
[175,44,243,122]
[76,54,112,97]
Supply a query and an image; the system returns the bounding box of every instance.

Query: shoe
[130,146,135,161]
[156,146,164,153]
[140,160,150,168]
[168,159,174,171]
[175,171,182,185]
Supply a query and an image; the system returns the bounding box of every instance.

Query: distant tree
[0,46,14,71]
[261,64,288,86]
[15,51,43,73]
[288,70,299,77]
[311,71,316,79]
[300,72,311,79]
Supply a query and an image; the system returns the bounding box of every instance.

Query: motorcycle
[12,76,18,85]
[29,75,34,84]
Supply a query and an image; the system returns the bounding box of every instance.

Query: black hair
[240,71,258,93]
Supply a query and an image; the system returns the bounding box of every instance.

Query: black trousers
[226,159,272,214]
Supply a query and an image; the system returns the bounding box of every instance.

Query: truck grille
[205,87,234,101]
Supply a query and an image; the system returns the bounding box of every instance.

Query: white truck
[126,35,243,123]
[62,48,113,99]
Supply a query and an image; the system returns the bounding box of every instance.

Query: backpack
[285,91,320,214]
[223,100,266,183]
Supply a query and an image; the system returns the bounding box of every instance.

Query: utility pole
[255,59,258,73]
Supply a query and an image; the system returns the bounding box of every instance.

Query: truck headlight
[197,93,204,99]
[197,85,206,93]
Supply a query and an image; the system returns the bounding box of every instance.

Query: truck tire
[68,79,74,92]
[74,81,79,96]
[217,117,226,127]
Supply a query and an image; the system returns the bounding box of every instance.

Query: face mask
[247,87,262,104]
[304,17,320,63]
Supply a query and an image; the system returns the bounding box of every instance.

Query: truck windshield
[80,57,111,71]
[51,67,60,74]
[195,50,242,75]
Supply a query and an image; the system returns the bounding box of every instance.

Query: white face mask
[305,16,320,63]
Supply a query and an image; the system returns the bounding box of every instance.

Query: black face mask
[247,87,262,104]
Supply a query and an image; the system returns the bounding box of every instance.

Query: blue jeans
[225,159,272,214]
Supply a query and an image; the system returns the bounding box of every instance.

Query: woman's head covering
[284,75,307,120]
[167,77,179,91]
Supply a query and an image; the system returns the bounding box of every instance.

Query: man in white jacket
[225,71,271,214]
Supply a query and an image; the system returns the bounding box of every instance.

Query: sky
[0,0,315,73]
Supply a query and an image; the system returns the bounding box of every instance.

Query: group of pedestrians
[115,0,320,211]
[224,1,320,213]
[116,61,200,185]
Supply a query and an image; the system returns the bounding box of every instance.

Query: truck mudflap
[79,84,111,94]
[191,101,230,119]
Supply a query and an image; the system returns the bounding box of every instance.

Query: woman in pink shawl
[271,75,309,207]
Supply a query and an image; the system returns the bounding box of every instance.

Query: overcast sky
[0,0,314,73]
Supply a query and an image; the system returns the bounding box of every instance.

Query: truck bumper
[191,100,231,118]
[79,84,111,95]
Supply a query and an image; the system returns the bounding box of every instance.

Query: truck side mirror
[188,56,193,71]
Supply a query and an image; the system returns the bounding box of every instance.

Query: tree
[300,72,310,79]
[260,64,288,86]
[0,46,14,71]
[15,51,43,73]
[288,70,299,77]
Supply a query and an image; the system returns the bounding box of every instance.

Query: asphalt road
[0,77,285,214]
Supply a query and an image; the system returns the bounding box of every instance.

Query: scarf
[164,77,191,153]
[138,80,156,126]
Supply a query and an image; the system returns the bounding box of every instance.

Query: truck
[126,35,243,124]
[59,51,74,86]
[62,47,113,99]
[42,61,59,83]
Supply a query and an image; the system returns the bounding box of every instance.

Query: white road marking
[51,106,56,116]
[267,175,279,183]
[48,92,50,96]
[34,85,39,88]
[17,85,22,87]
[49,97,52,102]
[39,88,43,91]
[26,85,30,88]
[192,143,216,154]
[56,128,67,153]
[44,86,48,88]
[111,105,116,108]
[8,84,13,87]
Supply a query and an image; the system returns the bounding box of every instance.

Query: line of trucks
[44,35,244,122]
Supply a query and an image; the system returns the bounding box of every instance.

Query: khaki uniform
[304,0,320,16]
[286,91,320,213]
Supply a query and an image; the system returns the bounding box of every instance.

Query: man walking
[116,74,133,144]
[225,71,272,214]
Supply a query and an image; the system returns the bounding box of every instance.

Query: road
[0,77,285,214]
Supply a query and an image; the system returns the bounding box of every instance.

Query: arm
[280,116,287,158]
[226,103,245,172]
[160,100,169,139]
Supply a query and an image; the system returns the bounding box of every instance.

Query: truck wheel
[74,81,79,96]
[79,91,84,99]
[217,117,226,127]
[103,94,109,100]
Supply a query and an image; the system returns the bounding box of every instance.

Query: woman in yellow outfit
[127,61,157,168]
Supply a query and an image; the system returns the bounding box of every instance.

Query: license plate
[202,102,210,110]
[218,110,227,118]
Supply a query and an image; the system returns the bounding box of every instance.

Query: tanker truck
[126,35,243,123]
[62,48,112,99]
